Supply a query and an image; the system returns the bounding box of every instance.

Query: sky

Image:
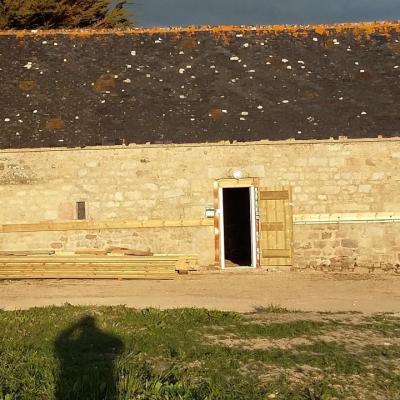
[130,0,400,27]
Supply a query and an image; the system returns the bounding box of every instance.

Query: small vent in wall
[76,201,86,220]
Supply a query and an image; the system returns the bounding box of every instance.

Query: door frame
[214,178,259,269]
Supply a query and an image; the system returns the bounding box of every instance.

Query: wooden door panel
[259,186,293,266]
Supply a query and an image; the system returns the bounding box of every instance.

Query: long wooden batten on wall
[0,212,400,234]
[293,212,400,225]
[0,219,215,233]
[0,212,400,233]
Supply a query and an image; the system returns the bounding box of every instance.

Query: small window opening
[76,201,86,220]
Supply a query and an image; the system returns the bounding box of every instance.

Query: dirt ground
[1,270,400,313]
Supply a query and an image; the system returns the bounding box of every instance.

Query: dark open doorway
[222,187,252,267]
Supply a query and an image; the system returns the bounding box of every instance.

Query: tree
[0,0,133,30]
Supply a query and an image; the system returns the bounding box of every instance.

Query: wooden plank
[261,222,284,231]
[259,190,290,201]
[175,257,199,271]
[0,250,55,256]
[276,198,286,266]
[74,249,109,256]
[218,178,255,188]
[261,249,292,258]
[0,267,177,271]
[0,218,214,234]
[0,269,175,274]
[259,186,293,266]
[0,266,177,270]
[293,212,400,225]
[267,188,277,257]
[106,247,153,256]
[0,276,174,280]
[0,256,184,261]
[0,267,175,270]
[285,197,293,263]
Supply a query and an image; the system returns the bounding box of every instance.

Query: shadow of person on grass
[55,316,124,400]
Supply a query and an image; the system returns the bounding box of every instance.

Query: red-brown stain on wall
[209,108,224,120]
[46,118,65,129]
[94,74,116,94]
[18,80,36,92]
[58,202,74,220]
[180,37,198,50]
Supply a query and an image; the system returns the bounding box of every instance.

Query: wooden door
[258,186,293,266]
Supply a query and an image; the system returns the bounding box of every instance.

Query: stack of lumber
[0,250,55,256]
[75,247,154,256]
[0,252,198,280]
[165,254,199,273]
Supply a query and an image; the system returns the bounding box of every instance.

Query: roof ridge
[0,20,399,37]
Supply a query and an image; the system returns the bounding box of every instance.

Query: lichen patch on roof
[0,21,399,39]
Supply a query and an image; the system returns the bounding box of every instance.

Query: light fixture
[232,169,243,179]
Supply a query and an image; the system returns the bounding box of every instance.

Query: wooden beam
[262,249,292,258]
[0,218,214,234]
[217,178,256,188]
[261,222,285,231]
[293,212,400,225]
[259,190,290,200]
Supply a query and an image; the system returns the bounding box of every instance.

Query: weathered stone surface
[58,202,74,220]
[342,239,358,248]
[321,232,332,239]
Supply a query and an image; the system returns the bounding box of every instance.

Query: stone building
[0,22,399,271]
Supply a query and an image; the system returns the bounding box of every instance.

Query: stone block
[175,178,189,187]
[341,239,358,248]
[125,191,141,200]
[144,183,159,191]
[114,192,124,201]
[327,225,339,230]
[359,185,372,193]
[335,247,354,256]
[164,189,185,198]
[372,172,385,180]
[321,232,332,239]
[44,210,57,220]
[308,157,328,166]
[78,169,88,177]
[86,161,99,168]
[323,186,341,195]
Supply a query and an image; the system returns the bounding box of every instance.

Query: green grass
[0,306,399,399]
[253,304,296,313]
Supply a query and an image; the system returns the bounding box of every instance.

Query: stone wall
[294,223,400,273]
[0,138,400,268]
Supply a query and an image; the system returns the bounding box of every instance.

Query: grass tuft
[253,304,296,313]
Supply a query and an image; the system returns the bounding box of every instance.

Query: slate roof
[0,22,399,149]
